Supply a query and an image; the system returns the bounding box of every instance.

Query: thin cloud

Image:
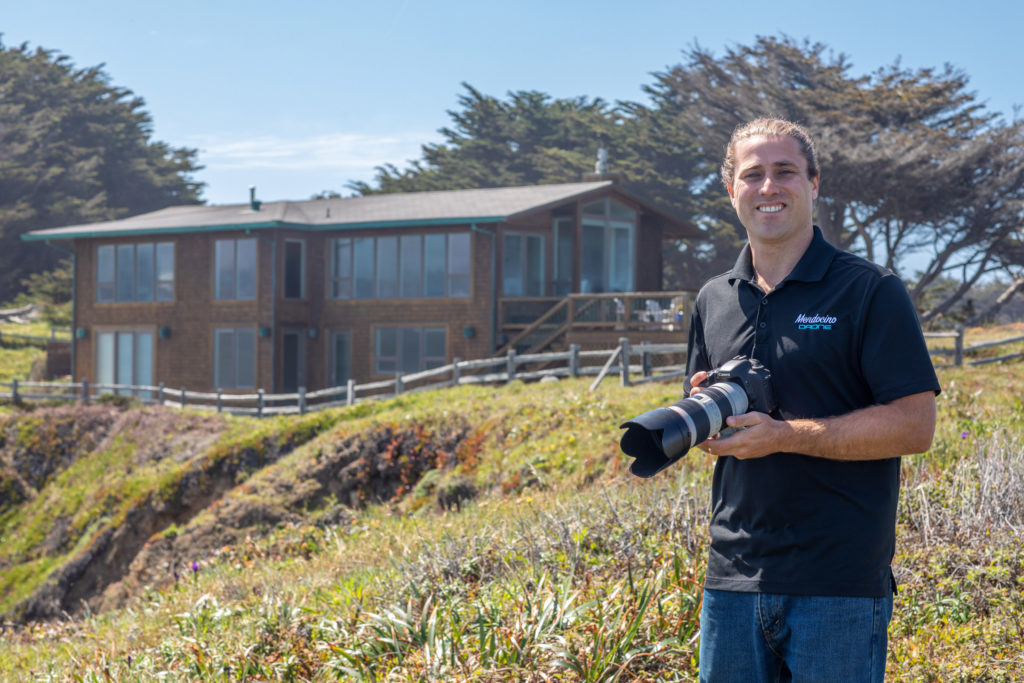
[186,132,437,172]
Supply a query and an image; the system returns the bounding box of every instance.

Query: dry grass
[0,347,1022,680]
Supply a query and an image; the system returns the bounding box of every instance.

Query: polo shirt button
[761,299,768,305]
[759,322,767,328]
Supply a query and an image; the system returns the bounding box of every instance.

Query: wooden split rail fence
[5,328,1021,416]
[924,327,1024,367]
[0,338,687,417]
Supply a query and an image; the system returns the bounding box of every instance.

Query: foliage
[13,258,72,326]
[348,84,625,195]
[0,40,203,301]
[2,336,1024,679]
[346,37,1024,305]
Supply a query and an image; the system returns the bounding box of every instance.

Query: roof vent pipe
[249,185,261,211]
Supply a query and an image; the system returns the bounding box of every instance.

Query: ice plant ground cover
[0,328,1022,680]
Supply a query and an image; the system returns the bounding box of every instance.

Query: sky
[3,0,1023,206]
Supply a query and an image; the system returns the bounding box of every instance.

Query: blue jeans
[698,588,893,682]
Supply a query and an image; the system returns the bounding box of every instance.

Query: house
[23,178,701,393]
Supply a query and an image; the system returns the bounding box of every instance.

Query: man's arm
[690,371,936,461]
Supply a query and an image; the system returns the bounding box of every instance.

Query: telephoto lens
[619,357,775,478]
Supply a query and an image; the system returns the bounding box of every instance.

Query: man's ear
[811,174,820,200]
[727,183,735,199]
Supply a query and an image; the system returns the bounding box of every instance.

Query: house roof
[23,180,701,240]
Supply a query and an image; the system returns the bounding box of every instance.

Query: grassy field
[0,332,1022,680]
[0,321,55,383]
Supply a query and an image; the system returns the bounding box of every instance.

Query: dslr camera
[619,357,776,478]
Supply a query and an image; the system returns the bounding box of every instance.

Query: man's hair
[720,117,819,189]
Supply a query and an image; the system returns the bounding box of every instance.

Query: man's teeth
[758,204,784,213]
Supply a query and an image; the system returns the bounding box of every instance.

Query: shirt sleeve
[858,273,942,404]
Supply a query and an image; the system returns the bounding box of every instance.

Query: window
[503,232,545,296]
[214,327,256,389]
[376,236,398,298]
[552,217,573,296]
[580,198,635,293]
[424,234,446,297]
[375,327,446,375]
[329,238,352,299]
[96,242,174,303]
[399,235,422,298]
[283,239,306,299]
[447,233,470,296]
[95,329,154,394]
[215,239,257,300]
[329,233,470,299]
[353,237,374,299]
[329,331,352,387]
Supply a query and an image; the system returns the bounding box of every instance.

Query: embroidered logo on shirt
[795,313,837,330]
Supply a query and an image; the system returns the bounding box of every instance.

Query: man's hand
[689,369,776,459]
[687,371,936,461]
[696,411,782,460]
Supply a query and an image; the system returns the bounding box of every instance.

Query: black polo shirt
[686,226,940,598]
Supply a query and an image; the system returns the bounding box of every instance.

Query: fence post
[954,325,965,366]
[217,389,223,413]
[180,386,187,408]
[11,378,18,404]
[298,386,307,415]
[641,343,652,378]
[619,337,632,387]
[158,382,165,405]
[346,379,355,406]
[257,389,265,418]
[569,344,580,378]
[507,349,517,382]
[452,358,462,387]
[395,373,404,396]
[81,379,89,404]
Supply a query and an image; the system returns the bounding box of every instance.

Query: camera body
[619,356,776,478]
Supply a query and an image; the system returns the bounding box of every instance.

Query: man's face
[727,134,819,248]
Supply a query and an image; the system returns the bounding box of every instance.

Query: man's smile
[757,203,785,213]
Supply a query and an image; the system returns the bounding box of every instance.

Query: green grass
[0,345,1023,680]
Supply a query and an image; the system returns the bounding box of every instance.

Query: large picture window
[95,329,154,393]
[503,232,545,297]
[329,233,470,300]
[215,238,257,300]
[580,198,636,294]
[374,327,446,375]
[213,327,256,389]
[96,242,174,303]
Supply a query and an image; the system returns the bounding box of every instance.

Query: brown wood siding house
[24,180,700,392]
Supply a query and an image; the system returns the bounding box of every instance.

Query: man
[686,118,940,682]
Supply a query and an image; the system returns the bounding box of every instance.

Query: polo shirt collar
[729,226,837,287]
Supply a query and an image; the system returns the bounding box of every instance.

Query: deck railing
[497,291,692,354]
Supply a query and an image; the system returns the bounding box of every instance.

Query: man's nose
[759,176,777,194]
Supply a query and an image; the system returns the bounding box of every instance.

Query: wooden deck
[497,291,694,355]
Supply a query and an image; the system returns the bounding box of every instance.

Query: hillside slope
[1,366,1023,681]
[0,379,665,625]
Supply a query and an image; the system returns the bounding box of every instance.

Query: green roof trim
[21,216,509,241]
[21,221,285,241]
[20,180,701,243]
